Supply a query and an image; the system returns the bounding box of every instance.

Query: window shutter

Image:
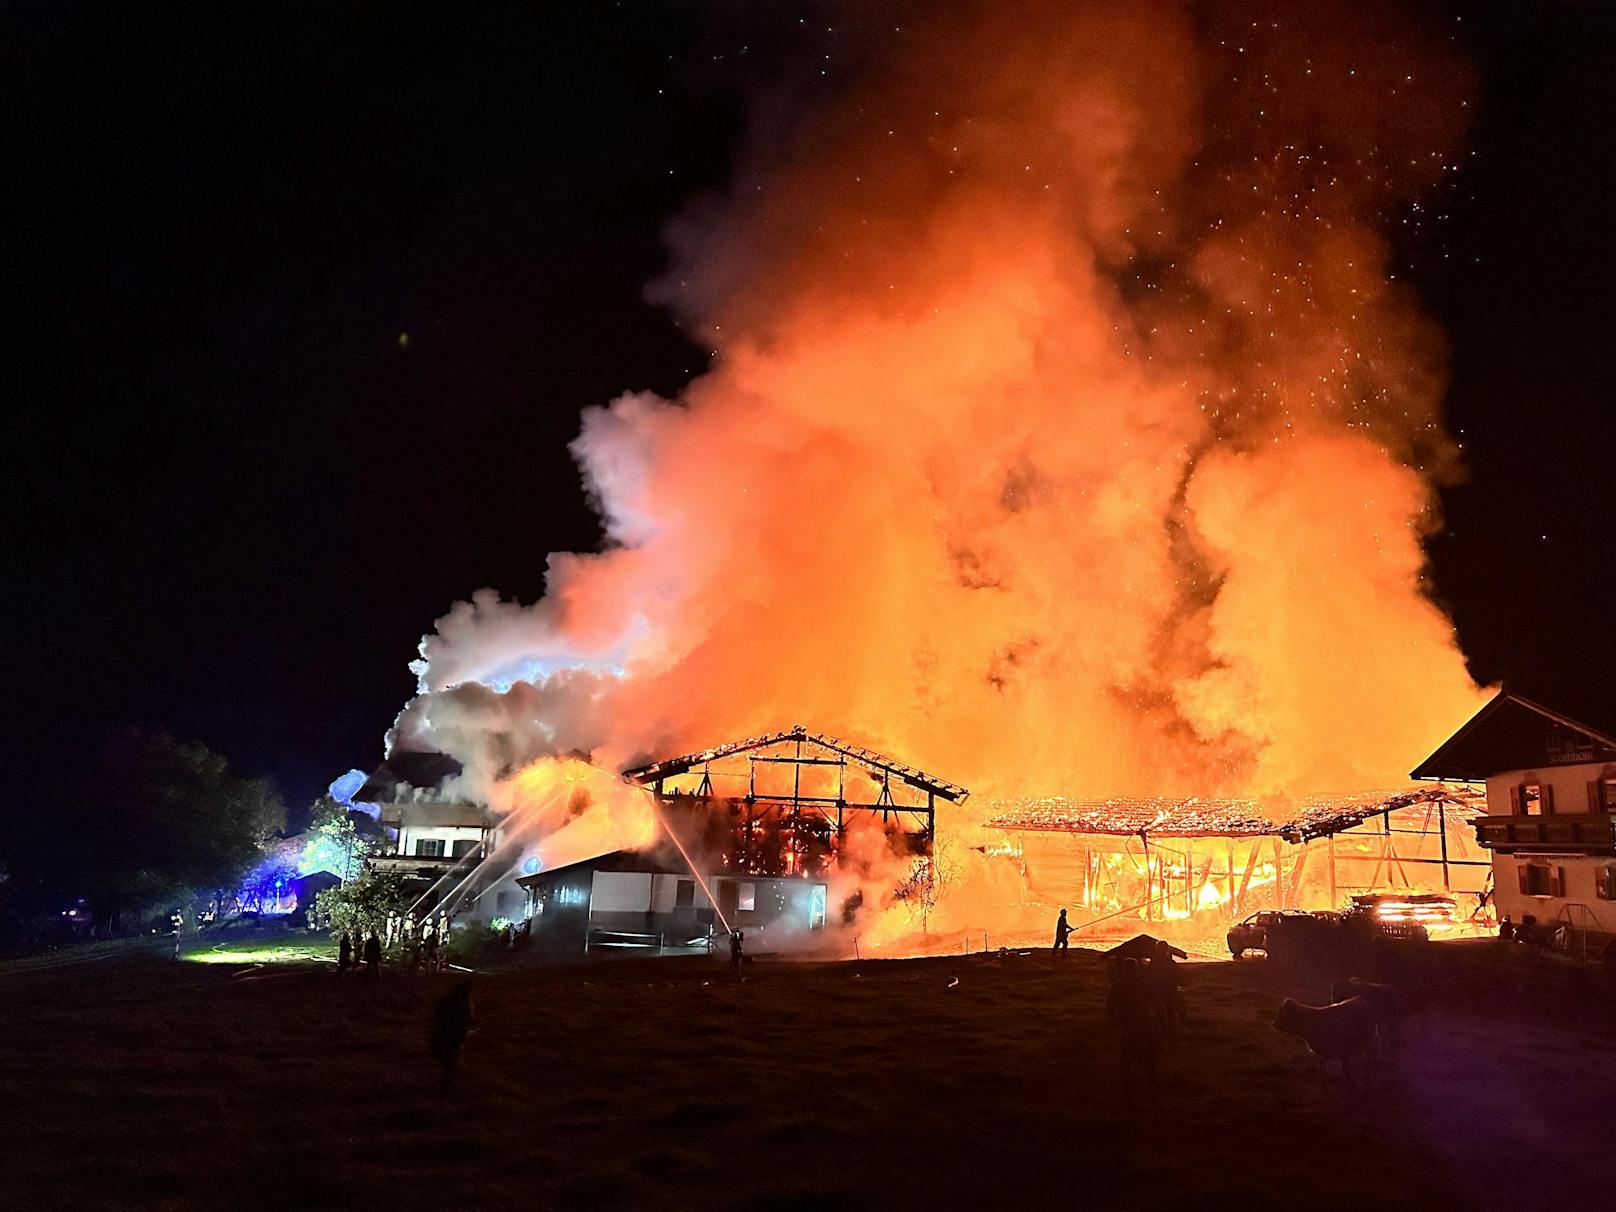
[1551,867,1566,898]
[1510,785,1522,814]
[1542,785,1556,814]
[1518,864,1532,895]
[1591,781,1603,812]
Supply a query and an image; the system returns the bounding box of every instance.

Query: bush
[445,921,505,964]
[314,869,409,941]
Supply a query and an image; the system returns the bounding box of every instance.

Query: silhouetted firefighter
[729,929,745,979]
[1053,908,1074,954]
[430,982,477,1091]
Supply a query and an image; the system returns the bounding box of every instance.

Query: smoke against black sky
[397,1,1489,807]
[7,4,1611,814]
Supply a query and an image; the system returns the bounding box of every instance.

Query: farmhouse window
[452,838,478,859]
[1518,863,1565,898]
[674,879,696,909]
[1596,867,1616,902]
[1510,782,1554,815]
[416,838,445,858]
[736,882,756,912]
[1588,778,1616,813]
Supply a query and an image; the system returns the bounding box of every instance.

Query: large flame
[396,5,1486,878]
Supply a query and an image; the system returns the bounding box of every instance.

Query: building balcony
[370,851,484,877]
[1474,813,1616,855]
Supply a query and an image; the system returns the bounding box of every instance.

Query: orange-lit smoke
[483,757,658,875]
[395,3,1486,829]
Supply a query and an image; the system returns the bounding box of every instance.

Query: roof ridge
[622,728,970,803]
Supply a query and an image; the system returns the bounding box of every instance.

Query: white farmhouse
[1413,689,1616,941]
[357,751,527,926]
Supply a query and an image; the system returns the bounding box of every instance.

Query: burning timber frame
[623,726,969,876]
[987,785,1491,926]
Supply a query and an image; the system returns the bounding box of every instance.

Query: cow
[1273,996,1378,1085]
[1329,976,1421,1043]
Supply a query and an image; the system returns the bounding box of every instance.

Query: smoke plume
[395,1,1485,832]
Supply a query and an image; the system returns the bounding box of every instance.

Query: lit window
[1596,867,1616,902]
[1513,781,1554,815]
[737,882,756,912]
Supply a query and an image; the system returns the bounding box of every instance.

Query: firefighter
[729,929,745,979]
[1053,908,1074,954]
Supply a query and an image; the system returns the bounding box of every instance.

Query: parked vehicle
[1226,910,1313,958]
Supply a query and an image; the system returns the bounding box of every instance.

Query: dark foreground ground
[3,936,1611,1210]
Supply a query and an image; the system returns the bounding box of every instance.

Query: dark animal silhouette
[1273,996,1377,1084]
[1329,977,1421,1041]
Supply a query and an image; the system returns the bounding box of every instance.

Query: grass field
[3,935,1611,1210]
[179,926,338,965]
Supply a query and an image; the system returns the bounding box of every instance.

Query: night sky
[11,4,1614,816]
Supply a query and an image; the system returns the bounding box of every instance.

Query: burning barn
[624,726,968,872]
[987,785,1490,938]
[517,727,970,953]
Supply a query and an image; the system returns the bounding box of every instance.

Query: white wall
[649,873,692,913]
[1484,762,1614,816]
[1485,761,1616,934]
[399,824,485,857]
[1493,854,1616,935]
[590,872,654,913]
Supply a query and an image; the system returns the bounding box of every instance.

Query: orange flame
[394,4,1489,944]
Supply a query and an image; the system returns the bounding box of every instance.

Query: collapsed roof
[986,784,1486,842]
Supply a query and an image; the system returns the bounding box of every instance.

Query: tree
[306,795,350,830]
[314,867,410,941]
[299,794,380,883]
[49,727,286,932]
[301,815,369,884]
